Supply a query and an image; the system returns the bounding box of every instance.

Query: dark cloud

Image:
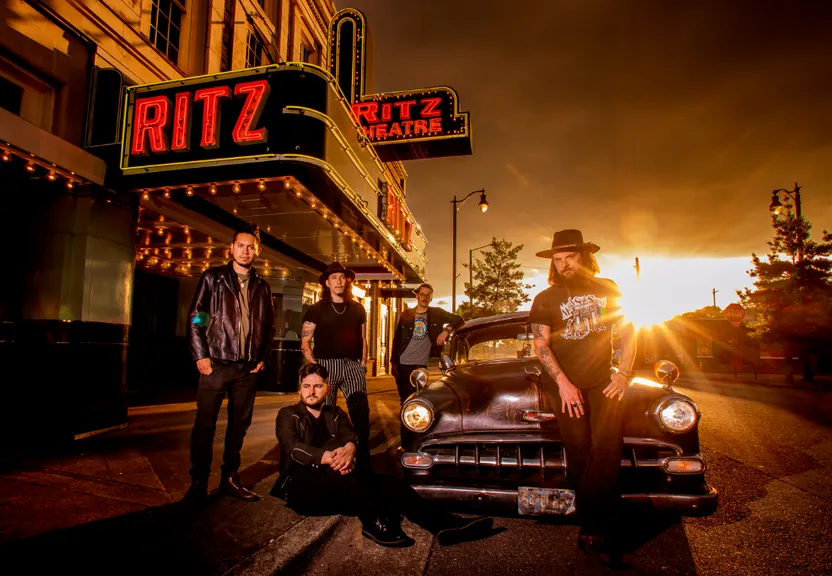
[344,0,832,294]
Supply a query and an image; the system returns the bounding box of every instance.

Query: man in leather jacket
[185,225,275,502]
[390,283,465,403]
[271,363,494,548]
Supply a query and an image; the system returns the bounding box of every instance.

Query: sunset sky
[344,0,832,323]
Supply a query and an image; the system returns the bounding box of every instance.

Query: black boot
[220,471,260,501]
[436,516,494,546]
[183,479,208,503]
[361,518,415,548]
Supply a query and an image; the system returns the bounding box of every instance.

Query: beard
[232,254,253,269]
[560,268,589,290]
[302,395,327,410]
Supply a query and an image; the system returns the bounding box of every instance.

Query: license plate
[518,487,576,515]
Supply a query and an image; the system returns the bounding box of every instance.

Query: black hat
[319,261,356,286]
[535,229,600,258]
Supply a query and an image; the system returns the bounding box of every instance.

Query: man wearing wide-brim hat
[300,261,372,469]
[528,229,637,569]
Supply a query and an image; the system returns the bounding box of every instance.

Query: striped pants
[317,358,371,468]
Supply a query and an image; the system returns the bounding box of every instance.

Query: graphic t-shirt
[528,278,622,389]
[302,300,366,361]
[399,311,431,365]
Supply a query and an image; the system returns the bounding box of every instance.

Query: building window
[246,29,264,68]
[149,0,185,65]
[0,76,23,116]
[220,0,235,72]
[300,39,319,65]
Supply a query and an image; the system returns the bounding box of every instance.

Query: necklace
[331,301,347,315]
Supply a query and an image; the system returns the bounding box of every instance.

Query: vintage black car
[399,311,718,518]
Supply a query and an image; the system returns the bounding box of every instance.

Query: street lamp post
[769,182,802,219]
[451,189,488,312]
[468,242,491,297]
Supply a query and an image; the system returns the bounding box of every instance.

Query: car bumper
[411,484,719,517]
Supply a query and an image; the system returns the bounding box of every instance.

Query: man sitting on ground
[271,363,495,547]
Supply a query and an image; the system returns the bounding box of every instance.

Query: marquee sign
[119,67,328,174]
[329,9,472,161]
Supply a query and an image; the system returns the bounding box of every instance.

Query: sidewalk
[0,375,401,575]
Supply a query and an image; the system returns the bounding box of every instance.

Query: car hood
[441,360,548,432]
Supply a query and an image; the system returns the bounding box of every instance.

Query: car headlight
[401,400,434,432]
[657,398,699,433]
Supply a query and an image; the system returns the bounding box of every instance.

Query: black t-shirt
[528,278,622,389]
[310,410,331,448]
[303,300,366,361]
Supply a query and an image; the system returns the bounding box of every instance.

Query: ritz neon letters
[351,97,444,141]
[130,79,271,156]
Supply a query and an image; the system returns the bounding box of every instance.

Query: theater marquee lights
[329,8,472,161]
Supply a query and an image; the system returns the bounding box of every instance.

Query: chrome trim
[652,397,701,434]
[412,485,719,516]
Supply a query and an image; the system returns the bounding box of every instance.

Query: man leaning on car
[390,283,465,404]
[530,229,637,569]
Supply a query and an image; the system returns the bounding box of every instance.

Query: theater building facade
[0,1,472,450]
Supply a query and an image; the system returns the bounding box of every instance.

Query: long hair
[321,279,354,303]
[548,251,600,287]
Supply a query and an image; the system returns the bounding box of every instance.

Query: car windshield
[452,322,532,364]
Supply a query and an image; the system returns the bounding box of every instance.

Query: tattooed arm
[301,321,316,364]
[532,323,585,418]
[531,323,564,382]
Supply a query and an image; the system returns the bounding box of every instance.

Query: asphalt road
[304,378,832,576]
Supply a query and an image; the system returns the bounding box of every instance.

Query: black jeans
[393,364,425,404]
[189,360,258,481]
[546,378,625,541]
[277,465,455,533]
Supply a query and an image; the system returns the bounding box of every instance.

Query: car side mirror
[439,353,455,374]
[409,367,429,392]
[654,360,680,389]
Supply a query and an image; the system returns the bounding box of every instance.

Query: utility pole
[712,288,719,309]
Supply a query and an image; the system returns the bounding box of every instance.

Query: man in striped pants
[301,262,372,469]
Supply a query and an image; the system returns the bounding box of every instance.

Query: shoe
[437,516,494,546]
[183,479,208,503]
[578,534,629,570]
[220,471,260,501]
[361,518,415,548]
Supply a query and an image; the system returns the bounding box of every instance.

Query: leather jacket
[188,262,275,364]
[391,306,465,365]
[271,402,358,497]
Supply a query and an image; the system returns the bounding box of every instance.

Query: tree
[738,211,832,382]
[459,237,533,319]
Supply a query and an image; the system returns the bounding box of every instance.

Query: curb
[224,514,348,576]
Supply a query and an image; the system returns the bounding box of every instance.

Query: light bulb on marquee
[163,188,171,198]
[258,180,266,191]
[65,180,75,190]
[232,182,241,193]
[186,187,194,196]
[141,190,150,201]
[47,171,57,182]
[25,161,35,172]
[209,183,217,195]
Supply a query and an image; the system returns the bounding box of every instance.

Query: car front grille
[413,438,684,483]
[419,441,568,483]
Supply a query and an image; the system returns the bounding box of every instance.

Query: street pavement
[0,372,830,575]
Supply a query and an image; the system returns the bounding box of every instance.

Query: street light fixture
[769,182,802,219]
[451,188,488,311]
[468,243,491,295]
